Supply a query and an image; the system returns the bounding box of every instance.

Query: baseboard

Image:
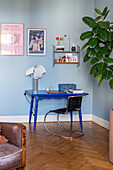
[0,114,109,130]
[0,114,92,123]
[92,114,109,130]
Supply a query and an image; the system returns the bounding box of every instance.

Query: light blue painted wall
[0,0,94,117]
[93,0,113,121]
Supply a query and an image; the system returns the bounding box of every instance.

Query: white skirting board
[0,114,92,123]
[92,114,109,130]
[0,114,109,130]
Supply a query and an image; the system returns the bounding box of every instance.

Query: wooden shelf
[54,51,80,53]
[54,62,80,64]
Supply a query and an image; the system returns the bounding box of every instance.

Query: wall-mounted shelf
[54,62,80,64]
[53,51,80,53]
[53,45,80,67]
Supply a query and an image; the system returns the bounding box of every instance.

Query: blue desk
[25,90,89,131]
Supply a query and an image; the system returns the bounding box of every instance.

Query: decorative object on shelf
[59,57,62,62]
[27,28,46,56]
[1,23,24,56]
[68,37,71,51]
[56,46,64,51]
[56,35,67,46]
[46,86,49,92]
[70,56,78,62]
[50,86,53,92]
[71,43,76,51]
[62,56,66,62]
[66,53,72,62]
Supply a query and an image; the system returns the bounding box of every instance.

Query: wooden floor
[24,122,113,170]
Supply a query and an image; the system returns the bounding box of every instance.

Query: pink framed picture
[1,23,24,56]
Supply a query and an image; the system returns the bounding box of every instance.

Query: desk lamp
[26,64,46,94]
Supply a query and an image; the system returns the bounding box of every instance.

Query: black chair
[44,96,84,139]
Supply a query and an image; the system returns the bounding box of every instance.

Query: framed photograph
[0,23,24,56]
[27,28,46,56]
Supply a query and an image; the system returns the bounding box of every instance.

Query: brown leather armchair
[0,122,26,170]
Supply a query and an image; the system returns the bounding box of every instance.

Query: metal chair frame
[44,96,84,139]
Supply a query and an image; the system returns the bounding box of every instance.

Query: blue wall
[0,0,94,117]
[93,0,113,121]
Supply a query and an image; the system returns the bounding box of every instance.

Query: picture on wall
[0,23,24,56]
[27,28,46,56]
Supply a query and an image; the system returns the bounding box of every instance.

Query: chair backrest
[66,96,82,112]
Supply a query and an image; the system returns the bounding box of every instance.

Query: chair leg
[57,114,84,137]
[44,112,84,139]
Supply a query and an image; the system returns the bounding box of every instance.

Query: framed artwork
[0,23,24,56]
[27,28,46,56]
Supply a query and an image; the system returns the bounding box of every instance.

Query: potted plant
[80,6,113,164]
[80,6,113,89]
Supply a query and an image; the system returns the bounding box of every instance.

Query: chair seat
[0,143,22,168]
[50,108,67,114]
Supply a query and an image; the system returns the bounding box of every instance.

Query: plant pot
[109,108,113,164]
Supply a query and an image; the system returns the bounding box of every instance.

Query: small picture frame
[27,28,46,56]
[0,23,24,56]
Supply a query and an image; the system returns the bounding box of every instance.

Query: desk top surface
[25,90,89,97]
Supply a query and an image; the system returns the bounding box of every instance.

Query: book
[70,55,78,62]
[56,46,64,51]
[69,89,84,94]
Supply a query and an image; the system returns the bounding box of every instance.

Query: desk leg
[70,111,73,130]
[34,98,38,131]
[29,96,34,124]
[79,109,83,132]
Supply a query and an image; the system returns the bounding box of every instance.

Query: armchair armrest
[0,122,26,168]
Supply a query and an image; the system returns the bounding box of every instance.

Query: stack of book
[56,46,64,51]
[69,89,84,94]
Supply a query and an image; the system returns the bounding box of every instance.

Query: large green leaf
[100,47,108,55]
[103,70,112,80]
[96,53,103,60]
[87,49,96,57]
[97,63,108,72]
[81,42,88,51]
[94,68,100,78]
[97,73,103,83]
[94,45,100,52]
[95,16,101,22]
[103,57,113,63]
[95,8,102,15]
[105,41,112,50]
[82,17,95,26]
[102,7,108,16]
[97,31,108,42]
[88,38,98,48]
[104,10,110,19]
[92,27,101,35]
[98,21,110,30]
[80,31,93,41]
[83,53,91,62]
[91,57,99,65]
[109,79,113,89]
[90,64,97,75]
[89,22,97,28]
[108,65,113,71]
[107,32,113,41]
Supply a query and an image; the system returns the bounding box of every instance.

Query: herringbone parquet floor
[24,122,113,170]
